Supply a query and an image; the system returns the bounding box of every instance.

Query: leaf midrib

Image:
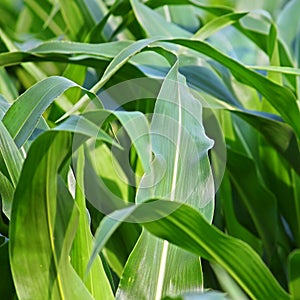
[155,68,182,300]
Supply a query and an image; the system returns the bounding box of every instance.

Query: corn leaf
[138,200,290,300]
[116,62,214,299]
[0,121,24,186]
[130,0,192,38]
[70,146,114,299]
[2,76,101,147]
[288,250,300,299]
[9,131,94,299]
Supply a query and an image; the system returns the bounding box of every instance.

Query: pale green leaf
[131,0,192,38]
[0,121,24,187]
[0,170,14,219]
[193,12,247,41]
[164,39,300,139]
[117,62,214,299]
[249,65,300,76]
[2,76,101,147]
[60,37,160,120]
[70,146,114,299]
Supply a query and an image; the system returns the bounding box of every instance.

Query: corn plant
[0,0,299,299]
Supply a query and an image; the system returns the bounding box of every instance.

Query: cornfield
[0,0,299,299]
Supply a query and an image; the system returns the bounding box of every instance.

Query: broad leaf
[90,199,290,300]
[9,131,93,300]
[162,39,300,139]
[2,76,100,147]
[116,62,214,299]
[138,200,290,300]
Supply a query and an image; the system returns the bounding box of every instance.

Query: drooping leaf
[54,114,119,148]
[90,199,290,300]
[60,37,161,119]
[193,12,247,41]
[162,38,300,138]
[130,0,192,38]
[30,40,132,57]
[2,76,101,147]
[138,200,290,300]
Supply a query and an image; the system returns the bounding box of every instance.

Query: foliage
[0,0,299,299]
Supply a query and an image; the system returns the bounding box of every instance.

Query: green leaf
[164,38,300,139]
[70,146,114,299]
[0,170,14,219]
[194,94,300,177]
[130,0,192,38]
[2,76,101,147]
[60,37,160,120]
[146,0,233,16]
[0,95,10,118]
[248,65,300,76]
[288,250,300,299]
[137,200,290,300]
[117,62,214,299]
[0,39,132,73]
[113,110,152,173]
[0,121,24,187]
[0,28,48,83]
[24,0,65,36]
[167,5,200,33]
[277,0,300,50]
[0,68,18,103]
[163,291,228,300]
[58,0,85,40]
[9,131,93,300]
[91,199,289,300]
[226,148,277,259]
[87,206,137,276]
[218,172,262,256]
[266,22,282,85]
[30,40,132,57]
[54,114,119,148]
[210,263,248,300]
[193,12,247,41]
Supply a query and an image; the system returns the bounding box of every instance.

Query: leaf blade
[9,131,93,300]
